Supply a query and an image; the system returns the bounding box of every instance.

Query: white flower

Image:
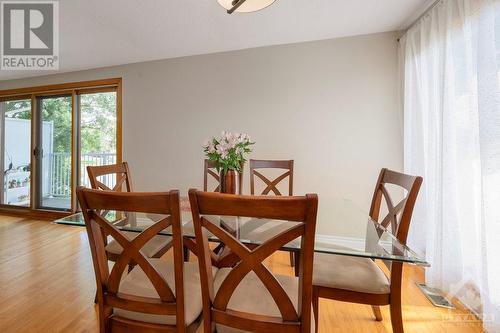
[208,142,216,153]
[229,137,239,149]
[224,132,235,145]
[239,133,250,143]
[216,144,228,157]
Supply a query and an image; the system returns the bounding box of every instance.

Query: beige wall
[0,31,402,236]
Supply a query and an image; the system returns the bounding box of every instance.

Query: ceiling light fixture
[217,0,276,14]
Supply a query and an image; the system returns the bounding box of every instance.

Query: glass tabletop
[55,199,429,266]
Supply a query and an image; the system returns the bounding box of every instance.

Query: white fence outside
[49,152,116,197]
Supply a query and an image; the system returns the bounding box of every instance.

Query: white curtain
[402,0,500,331]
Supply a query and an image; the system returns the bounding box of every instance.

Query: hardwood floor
[0,215,484,333]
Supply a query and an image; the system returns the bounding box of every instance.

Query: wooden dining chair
[77,187,204,333]
[87,162,133,192]
[250,159,293,196]
[203,159,244,194]
[189,189,318,333]
[249,159,298,271]
[86,163,173,264]
[312,168,422,333]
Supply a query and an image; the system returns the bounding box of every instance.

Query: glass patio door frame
[74,86,119,211]
[0,94,33,208]
[0,78,122,217]
[34,92,75,211]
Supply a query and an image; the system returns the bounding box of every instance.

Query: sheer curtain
[401,0,500,331]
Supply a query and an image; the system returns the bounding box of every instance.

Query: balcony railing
[49,152,116,197]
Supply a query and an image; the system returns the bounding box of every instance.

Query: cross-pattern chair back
[203,160,220,192]
[87,162,133,192]
[369,168,423,245]
[76,187,186,331]
[250,159,294,196]
[189,189,318,333]
[203,159,243,194]
[367,168,423,317]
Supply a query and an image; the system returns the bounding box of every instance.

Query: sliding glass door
[37,95,72,210]
[78,91,117,189]
[0,79,121,215]
[0,98,32,207]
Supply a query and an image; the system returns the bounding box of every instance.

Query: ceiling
[0,0,430,81]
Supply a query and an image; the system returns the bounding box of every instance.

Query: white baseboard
[316,233,393,251]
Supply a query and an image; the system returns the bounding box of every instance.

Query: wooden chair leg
[203,312,212,333]
[371,305,383,321]
[94,291,98,304]
[390,301,404,333]
[183,245,190,262]
[289,252,295,266]
[294,251,300,277]
[312,288,319,333]
[99,303,112,333]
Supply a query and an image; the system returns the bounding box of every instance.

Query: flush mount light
[217,0,276,14]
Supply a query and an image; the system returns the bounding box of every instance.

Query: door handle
[33,147,43,158]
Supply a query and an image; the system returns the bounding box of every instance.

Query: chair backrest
[77,187,186,330]
[250,159,294,196]
[87,162,133,192]
[203,159,220,192]
[203,159,243,194]
[189,189,318,333]
[368,168,422,295]
[369,168,422,246]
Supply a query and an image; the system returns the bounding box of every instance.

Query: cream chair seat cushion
[105,231,171,257]
[114,259,217,326]
[240,219,298,246]
[313,253,390,294]
[213,268,315,333]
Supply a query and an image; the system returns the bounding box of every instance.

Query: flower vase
[220,170,237,194]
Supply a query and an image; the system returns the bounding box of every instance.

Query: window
[78,91,117,189]
[1,98,32,206]
[0,79,122,214]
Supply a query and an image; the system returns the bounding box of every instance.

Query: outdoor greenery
[5,92,116,154]
[80,92,117,153]
[4,93,117,200]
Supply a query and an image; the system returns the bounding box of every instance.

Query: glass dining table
[54,197,429,267]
